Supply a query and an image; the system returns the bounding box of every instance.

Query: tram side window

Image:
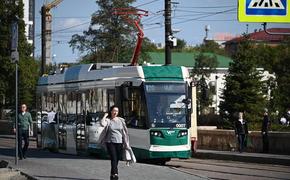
[58,94,67,123]
[85,88,108,124]
[47,92,53,111]
[41,94,47,111]
[122,88,146,129]
[108,90,115,110]
[66,92,77,125]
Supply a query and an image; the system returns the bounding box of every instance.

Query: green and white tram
[36,64,197,163]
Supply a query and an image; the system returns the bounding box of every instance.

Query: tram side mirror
[122,86,129,101]
[182,98,191,105]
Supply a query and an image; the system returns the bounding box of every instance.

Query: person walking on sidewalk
[261,109,270,153]
[13,104,33,160]
[99,105,136,180]
[235,112,248,153]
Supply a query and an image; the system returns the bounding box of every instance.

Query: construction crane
[41,0,63,75]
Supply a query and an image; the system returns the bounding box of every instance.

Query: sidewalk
[194,149,290,166]
[0,148,204,180]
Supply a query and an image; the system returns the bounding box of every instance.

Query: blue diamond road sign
[246,0,286,15]
[238,0,290,23]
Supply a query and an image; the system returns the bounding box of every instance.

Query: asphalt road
[1,135,290,180]
[0,135,204,180]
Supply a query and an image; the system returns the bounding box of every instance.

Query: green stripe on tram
[142,66,183,81]
[132,147,190,159]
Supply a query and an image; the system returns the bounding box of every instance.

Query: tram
[36,64,197,163]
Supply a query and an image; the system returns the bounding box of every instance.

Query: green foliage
[271,39,290,115]
[192,53,218,114]
[0,1,38,110]
[270,124,290,132]
[197,40,227,56]
[139,37,157,63]
[192,53,218,78]
[253,38,290,118]
[70,0,155,64]
[219,38,266,127]
[172,38,187,51]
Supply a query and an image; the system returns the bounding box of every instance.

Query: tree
[139,37,157,63]
[0,1,38,113]
[219,39,266,129]
[271,38,290,115]
[197,40,227,56]
[70,0,156,64]
[173,38,186,51]
[251,39,290,120]
[192,53,218,115]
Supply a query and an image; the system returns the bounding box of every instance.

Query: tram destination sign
[238,0,290,23]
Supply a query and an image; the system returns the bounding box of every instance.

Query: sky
[34,0,290,63]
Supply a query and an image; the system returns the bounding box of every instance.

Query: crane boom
[45,0,63,11]
[41,0,63,75]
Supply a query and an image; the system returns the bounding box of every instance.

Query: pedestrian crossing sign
[238,0,290,23]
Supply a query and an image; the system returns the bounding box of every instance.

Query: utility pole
[165,0,172,65]
[11,18,19,166]
[41,5,49,75]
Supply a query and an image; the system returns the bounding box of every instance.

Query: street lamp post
[10,0,20,165]
[11,19,19,165]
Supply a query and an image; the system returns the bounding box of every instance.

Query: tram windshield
[144,83,188,128]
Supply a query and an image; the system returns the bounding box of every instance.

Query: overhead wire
[173,8,237,25]
[144,7,237,30]
[177,5,236,9]
[34,21,90,37]
[134,0,161,8]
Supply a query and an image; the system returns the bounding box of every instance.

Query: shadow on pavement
[35,175,104,180]
[0,148,100,160]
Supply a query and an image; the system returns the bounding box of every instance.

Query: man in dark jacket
[261,110,270,153]
[235,112,248,153]
[13,104,33,160]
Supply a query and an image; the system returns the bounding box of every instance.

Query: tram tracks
[166,158,290,180]
[170,158,290,174]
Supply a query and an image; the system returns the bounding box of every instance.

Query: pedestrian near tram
[99,105,136,180]
[234,112,248,153]
[13,104,33,160]
[261,109,270,153]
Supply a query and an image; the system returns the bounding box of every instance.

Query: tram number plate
[176,124,186,128]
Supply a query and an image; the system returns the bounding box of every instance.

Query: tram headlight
[150,130,163,137]
[177,130,188,138]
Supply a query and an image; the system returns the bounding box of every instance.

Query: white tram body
[36,64,197,161]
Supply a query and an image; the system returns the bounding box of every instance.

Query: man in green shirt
[13,104,33,160]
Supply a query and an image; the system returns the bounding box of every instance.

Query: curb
[193,151,290,166]
[1,160,38,180]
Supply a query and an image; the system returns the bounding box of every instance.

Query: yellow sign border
[238,0,290,23]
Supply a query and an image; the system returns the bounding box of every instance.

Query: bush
[270,124,290,132]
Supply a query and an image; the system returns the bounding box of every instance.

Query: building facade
[224,28,290,56]
[23,0,35,45]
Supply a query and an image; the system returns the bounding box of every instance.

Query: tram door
[76,92,86,152]
[58,94,67,151]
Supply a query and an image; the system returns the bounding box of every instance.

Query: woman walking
[99,106,135,180]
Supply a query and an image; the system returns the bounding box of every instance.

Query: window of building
[29,0,34,21]
[28,24,33,40]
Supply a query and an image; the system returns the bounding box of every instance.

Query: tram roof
[37,64,190,86]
